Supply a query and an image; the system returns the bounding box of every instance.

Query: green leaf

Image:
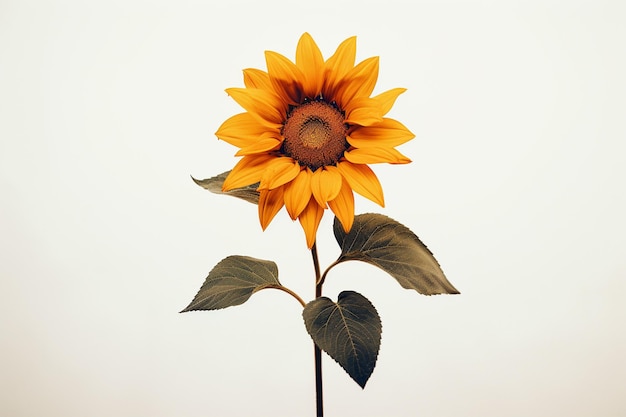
[303,291,382,388]
[181,255,280,312]
[333,213,460,295]
[192,171,260,204]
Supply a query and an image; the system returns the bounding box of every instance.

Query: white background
[1,1,625,416]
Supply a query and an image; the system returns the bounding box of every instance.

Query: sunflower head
[216,33,414,248]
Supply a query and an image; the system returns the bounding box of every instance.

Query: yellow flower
[216,33,414,248]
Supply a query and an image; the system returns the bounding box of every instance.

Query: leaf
[303,291,381,388]
[333,213,460,295]
[181,255,280,312]
[192,171,260,204]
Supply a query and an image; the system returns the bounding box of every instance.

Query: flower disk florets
[282,100,348,171]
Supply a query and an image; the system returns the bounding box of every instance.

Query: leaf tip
[179,301,197,313]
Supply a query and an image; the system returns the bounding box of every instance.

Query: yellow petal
[265,50,304,105]
[243,68,274,92]
[258,157,301,190]
[226,88,285,129]
[344,97,383,126]
[336,161,385,207]
[310,166,342,208]
[335,56,379,109]
[223,154,273,191]
[296,33,324,98]
[328,177,355,232]
[344,147,411,164]
[372,88,406,116]
[284,168,312,219]
[215,112,273,148]
[298,197,324,249]
[235,136,282,156]
[322,36,356,99]
[258,187,285,230]
[347,118,415,148]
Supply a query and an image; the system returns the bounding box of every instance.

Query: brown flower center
[282,100,348,170]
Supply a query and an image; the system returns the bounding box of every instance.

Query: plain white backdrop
[1,0,625,416]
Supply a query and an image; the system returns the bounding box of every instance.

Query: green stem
[311,241,323,417]
[317,259,340,286]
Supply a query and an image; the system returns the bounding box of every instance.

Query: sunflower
[216,33,414,248]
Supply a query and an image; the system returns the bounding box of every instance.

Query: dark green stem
[311,241,323,417]
[317,258,341,286]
